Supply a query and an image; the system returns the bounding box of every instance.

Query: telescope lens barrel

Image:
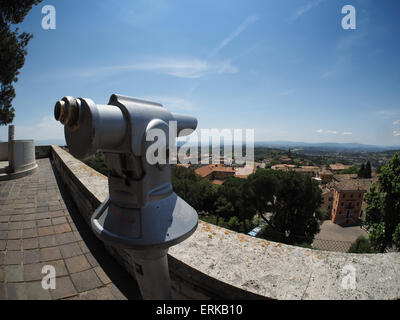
[54,95,198,158]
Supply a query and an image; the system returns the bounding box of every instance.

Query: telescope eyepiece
[54,96,80,128]
[54,100,65,122]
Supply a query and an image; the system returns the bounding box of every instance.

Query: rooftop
[333,174,358,181]
[329,163,352,171]
[334,178,377,192]
[194,164,235,178]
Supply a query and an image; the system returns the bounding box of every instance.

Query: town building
[329,163,352,172]
[333,173,358,182]
[195,164,235,181]
[194,163,255,184]
[318,170,334,184]
[271,164,319,176]
[330,178,376,226]
[271,164,296,171]
[321,187,334,216]
[292,165,319,176]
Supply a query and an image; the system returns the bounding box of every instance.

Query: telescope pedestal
[128,249,172,300]
[90,194,197,300]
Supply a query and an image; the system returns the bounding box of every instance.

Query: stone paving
[312,220,369,252]
[0,158,141,300]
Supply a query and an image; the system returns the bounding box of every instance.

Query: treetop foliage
[0,0,42,125]
[172,165,323,246]
[365,153,400,252]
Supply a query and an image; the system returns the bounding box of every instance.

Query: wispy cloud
[316,129,338,134]
[209,15,259,58]
[394,120,400,136]
[336,33,366,52]
[375,109,400,119]
[343,132,353,135]
[100,0,170,27]
[320,56,349,80]
[320,70,337,79]
[75,58,238,79]
[279,89,296,96]
[287,0,324,23]
[320,31,366,80]
[0,116,64,141]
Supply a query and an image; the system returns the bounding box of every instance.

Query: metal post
[8,125,15,172]
[129,249,172,300]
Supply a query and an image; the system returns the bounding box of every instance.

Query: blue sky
[1,0,400,146]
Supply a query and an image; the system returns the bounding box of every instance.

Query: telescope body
[54,94,198,299]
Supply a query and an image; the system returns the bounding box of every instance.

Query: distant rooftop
[334,178,377,192]
[333,174,358,181]
[329,163,352,171]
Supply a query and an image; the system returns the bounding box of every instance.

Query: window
[343,194,346,198]
[359,193,361,198]
[351,193,353,198]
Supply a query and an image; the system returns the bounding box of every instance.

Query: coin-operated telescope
[54,94,198,299]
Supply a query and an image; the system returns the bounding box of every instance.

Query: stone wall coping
[50,145,400,300]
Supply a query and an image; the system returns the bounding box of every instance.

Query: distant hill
[255,141,400,152]
[38,138,397,152]
[34,139,66,146]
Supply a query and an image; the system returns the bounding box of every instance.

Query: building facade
[330,179,375,225]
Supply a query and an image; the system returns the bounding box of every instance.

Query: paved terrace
[0,158,141,300]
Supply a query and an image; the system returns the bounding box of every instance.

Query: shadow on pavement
[50,160,142,300]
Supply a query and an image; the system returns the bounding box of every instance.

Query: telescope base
[128,249,172,300]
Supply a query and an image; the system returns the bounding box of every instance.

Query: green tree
[365,160,372,178]
[348,235,374,253]
[337,165,359,175]
[393,224,400,248]
[84,152,109,176]
[253,170,322,245]
[364,153,400,252]
[213,176,253,222]
[270,171,322,245]
[358,163,366,178]
[171,165,217,213]
[246,169,279,221]
[0,0,43,124]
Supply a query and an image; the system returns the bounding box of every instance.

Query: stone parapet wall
[0,142,8,161]
[50,145,400,300]
[35,145,52,159]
